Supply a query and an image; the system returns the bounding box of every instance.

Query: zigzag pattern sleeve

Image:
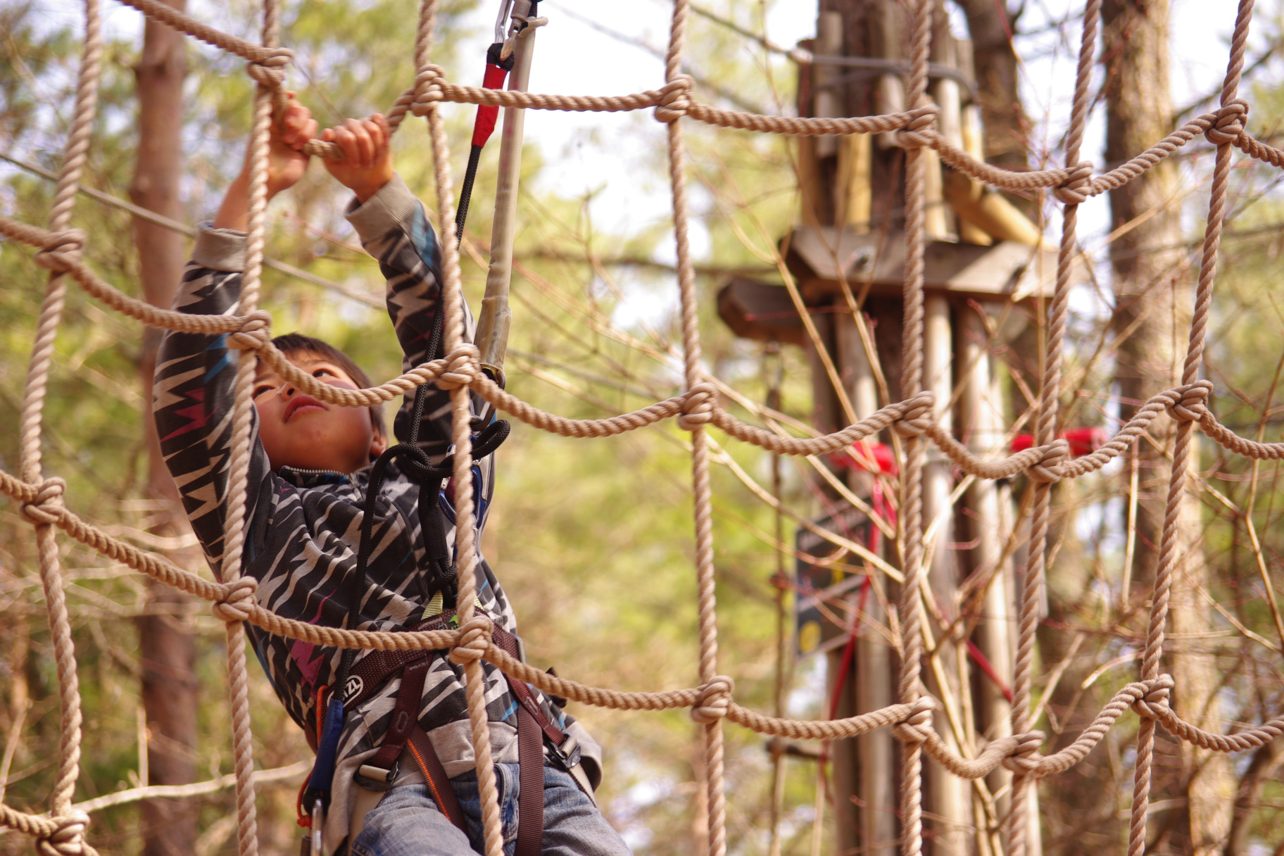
[347,176,476,451]
[152,232,273,581]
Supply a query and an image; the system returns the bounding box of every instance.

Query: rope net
[1,0,1281,853]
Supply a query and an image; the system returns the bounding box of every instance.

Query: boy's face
[253,350,385,473]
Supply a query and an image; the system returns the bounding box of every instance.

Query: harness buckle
[354,761,399,792]
[549,733,582,771]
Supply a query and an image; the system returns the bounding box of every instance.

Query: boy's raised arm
[153,237,275,580]
[332,115,470,452]
[153,97,314,579]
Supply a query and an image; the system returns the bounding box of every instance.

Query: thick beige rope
[6,0,1284,853]
[890,3,934,853]
[1128,3,1256,853]
[657,2,732,853]
[405,3,506,853]
[1005,2,1101,853]
[11,0,104,851]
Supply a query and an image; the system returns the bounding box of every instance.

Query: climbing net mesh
[2,0,1283,853]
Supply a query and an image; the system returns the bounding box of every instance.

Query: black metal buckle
[549,734,582,771]
[354,761,398,792]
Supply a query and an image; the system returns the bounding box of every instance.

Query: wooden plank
[715,278,808,346]
[785,225,1060,303]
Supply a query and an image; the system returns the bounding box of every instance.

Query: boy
[153,97,630,856]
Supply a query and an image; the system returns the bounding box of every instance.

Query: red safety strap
[406,727,468,830]
[472,61,510,147]
[493,628,544,856]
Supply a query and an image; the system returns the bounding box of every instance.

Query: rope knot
[213,577,258,623]
[893,103,939,149]
[1165,380,1212,423]
[412,64,447,115]
[893,695,935,745]
[891,392,934,438]
[229,310,272,352]
[1133,674,1175,720]
[449,616,493,666]
[1000,730,1045,774]
[1053,161,1094,206]
[1206,99,1248,146]
[690,675,734,724]
[245,48,292,91]
[678,381,717,431]
[36,811,91,856]
[1027,439,1069,484]
[22,477,66,525]
[654,75,694,123]
[437,344,480,389]
[34,229,86,273]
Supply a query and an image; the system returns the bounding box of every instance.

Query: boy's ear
[369,431,387,460]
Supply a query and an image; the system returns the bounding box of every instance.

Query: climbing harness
[340,609,588,854]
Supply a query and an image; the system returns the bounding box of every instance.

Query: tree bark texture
[1102,1,1234,852]
[130,6,198,854]
[951,0,1028,174]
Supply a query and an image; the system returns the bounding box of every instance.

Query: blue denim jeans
[349,762,631,856]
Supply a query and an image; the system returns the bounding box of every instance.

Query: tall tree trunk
[1102,1,1234,852]
[952,0,1027,175]
[130,6,197,854]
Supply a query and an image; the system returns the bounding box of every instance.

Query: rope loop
[213,577,258,623]
[36,811,92,856]
[228,310,272,352]
[1053,161,1094,206]
[1206,99,1248,146]
[411,64,447,116]
[1133,674,1175,720]
[654,75,694,124]
[1165,379,1213,423]
[33,229,86,273]
[893,695,935,744]
[244,48,292,91]
[890,392,935,438]
[1000,730,1045,774]
[690,675,735,724]
[449,616,493,666]
[893,102,939,149]
[437,344,480,389]
[22,477,67,525]
[678,381,717,431]
[1027,439,1069,484]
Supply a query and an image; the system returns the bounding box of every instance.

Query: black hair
[268,332,386,441]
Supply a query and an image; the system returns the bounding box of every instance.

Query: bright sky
[17,0,1257,255]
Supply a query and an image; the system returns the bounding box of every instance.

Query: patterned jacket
[153,176,600,852]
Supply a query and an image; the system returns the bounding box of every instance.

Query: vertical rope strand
[215,1,284,851]
[895,2,932,854]
[1126,2,1254,854]
[415,3,503,854]
[663,1,728,854]
[17,0,104,824]
[1007,2,1100,853]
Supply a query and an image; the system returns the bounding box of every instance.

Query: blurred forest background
[2,0,1284,854]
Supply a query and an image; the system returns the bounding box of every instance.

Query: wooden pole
[475,4,540,382]
[839,319,898,855]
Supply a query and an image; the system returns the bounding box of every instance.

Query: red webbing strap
[367,659,429,772]
[493,628,544,856]
[515,703,544,856]
[406,727,468,831]
[491,626,568,748]
[471,62,510,147]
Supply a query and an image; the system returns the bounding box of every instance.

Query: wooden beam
[784,225,1060,303]
[715,278,809,346]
